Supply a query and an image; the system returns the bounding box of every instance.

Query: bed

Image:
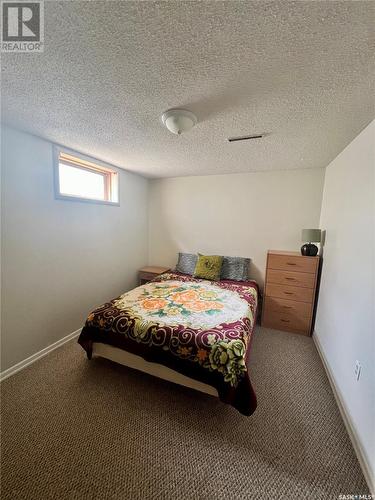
[78,271,259,415]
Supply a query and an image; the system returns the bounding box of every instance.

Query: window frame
[53,146,120,206]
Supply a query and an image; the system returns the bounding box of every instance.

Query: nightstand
[261,250,320,336]
[138,266,170,285]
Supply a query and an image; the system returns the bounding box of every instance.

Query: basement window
[54,148,119,205]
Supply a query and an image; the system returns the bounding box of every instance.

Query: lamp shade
[302,229,321,243]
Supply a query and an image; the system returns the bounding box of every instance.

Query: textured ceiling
[2,1,375,178]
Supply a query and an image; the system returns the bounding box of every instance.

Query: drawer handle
[285,277,295,281]
[286,262,297,266]
[283,306,292,309]
[284,292,293,295]
[281,319,290,323]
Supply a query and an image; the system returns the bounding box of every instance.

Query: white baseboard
[313,332,374,494]
[0,328,82,382]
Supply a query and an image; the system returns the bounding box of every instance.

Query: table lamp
[301,229,321,256]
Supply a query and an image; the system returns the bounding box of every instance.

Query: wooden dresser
[261,250,320,336]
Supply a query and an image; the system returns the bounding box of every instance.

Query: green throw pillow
[194,254,223,281]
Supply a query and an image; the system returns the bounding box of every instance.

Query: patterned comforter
[78,272,259,415]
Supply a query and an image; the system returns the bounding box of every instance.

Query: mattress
[78,271,258,415]
[92,342,218,396]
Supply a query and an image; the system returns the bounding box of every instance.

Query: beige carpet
[1,327,368,499]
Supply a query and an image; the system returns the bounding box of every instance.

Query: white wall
[148,169,325,287]
[315,120,375,482]
[1,127,149,371]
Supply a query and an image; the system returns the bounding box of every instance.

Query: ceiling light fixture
[162,109,197,135]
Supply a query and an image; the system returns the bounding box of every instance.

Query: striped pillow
[175,253,198,275]
[221,256,250,281]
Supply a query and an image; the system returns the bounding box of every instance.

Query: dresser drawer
[262,310,310,335]
[266,283,314,303]
[267,269,315,289]
[268,253,317,274]
[264,296,311,318]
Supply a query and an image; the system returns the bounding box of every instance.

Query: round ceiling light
[161,109,197,135]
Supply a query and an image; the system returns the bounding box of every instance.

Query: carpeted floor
[0,327,368,499]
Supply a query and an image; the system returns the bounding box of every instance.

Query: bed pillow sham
[221,256,250,281]
[175,252,198,275]
[194,254,223,281]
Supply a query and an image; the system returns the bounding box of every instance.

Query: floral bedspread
[78,272,259,415]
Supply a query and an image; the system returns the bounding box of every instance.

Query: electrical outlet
[354,360,361,381]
